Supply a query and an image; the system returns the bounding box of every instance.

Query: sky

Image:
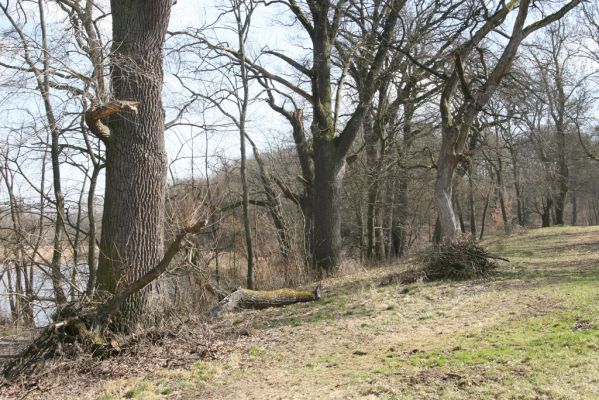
[164,0,296,180]
[0,0,303,204]
[0,0,597,205]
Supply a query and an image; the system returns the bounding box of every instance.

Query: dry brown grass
[3,225,599,399]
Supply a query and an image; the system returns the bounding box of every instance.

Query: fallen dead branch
[209,286,321,318]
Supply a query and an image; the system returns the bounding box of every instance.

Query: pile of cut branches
[417,237,504,281]
[380,237,508,287]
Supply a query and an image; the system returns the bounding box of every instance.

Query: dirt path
[191,279,569,399]
[4,225,599,399]
[185,226,599,399]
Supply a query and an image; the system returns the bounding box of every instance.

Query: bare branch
[95,217,209,321]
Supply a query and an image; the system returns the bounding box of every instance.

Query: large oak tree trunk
[96,0,172,327]
[253,0,404,273]
[309,10,343,273]
[312,140,345,272]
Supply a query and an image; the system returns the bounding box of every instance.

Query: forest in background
[0,0,597,331]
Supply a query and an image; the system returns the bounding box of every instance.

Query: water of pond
[0,264,89,327]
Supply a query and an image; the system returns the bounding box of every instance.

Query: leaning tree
[429,0,582,242]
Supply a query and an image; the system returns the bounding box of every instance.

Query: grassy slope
[97,226,599,400]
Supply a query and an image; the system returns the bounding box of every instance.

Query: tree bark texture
[434,130,460,243]
[209,286,321,317]
[312,140,345,271]
[96,0,172,327]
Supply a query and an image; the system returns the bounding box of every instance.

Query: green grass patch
[391,274,599,398]
[92,226,599,400]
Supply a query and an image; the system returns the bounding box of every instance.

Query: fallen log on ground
[209,285,321,317]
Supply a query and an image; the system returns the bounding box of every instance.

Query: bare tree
[431,0,581,242]
[0,0,71,305]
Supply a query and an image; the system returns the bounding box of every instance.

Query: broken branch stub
[84,100,139,143]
